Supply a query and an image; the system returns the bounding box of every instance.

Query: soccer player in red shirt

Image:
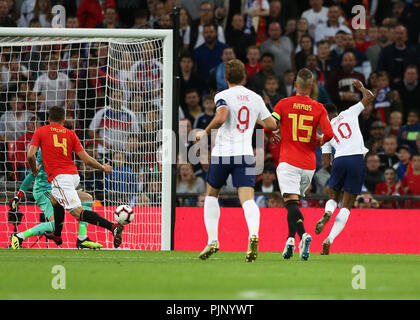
[402,154,420,209]
[27,106,125,247]
[272,68,334,261]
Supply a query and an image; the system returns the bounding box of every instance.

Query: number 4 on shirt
[53,134,67,156]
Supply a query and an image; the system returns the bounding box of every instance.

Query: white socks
[242,199,260,239]
[327,208,350,243]
[204,197,260,244]
[204,196,220,244]
[325,199,338,214]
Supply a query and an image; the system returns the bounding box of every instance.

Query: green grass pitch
[1,249,420,300]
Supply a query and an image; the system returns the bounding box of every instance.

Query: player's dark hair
[324,103,338,115]
[48,106,66,123]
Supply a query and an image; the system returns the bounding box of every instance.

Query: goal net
[0,28,173,250]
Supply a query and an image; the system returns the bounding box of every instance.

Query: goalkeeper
[9,147,103,250]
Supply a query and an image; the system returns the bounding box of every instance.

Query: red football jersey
[30,123,84,182]
[272,95,333,170]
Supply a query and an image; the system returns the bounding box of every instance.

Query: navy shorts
[206,155,256,189]
[328,154,366,195]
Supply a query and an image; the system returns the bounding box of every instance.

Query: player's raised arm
[353,80,375,107]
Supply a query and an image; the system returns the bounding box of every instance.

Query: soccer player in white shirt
[195,59,277,262]
[315,80,375,255]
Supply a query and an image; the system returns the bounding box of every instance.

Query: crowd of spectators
[0,0,419,209]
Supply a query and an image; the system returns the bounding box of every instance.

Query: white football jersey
[321,102,369,158]
[211,85,271,157]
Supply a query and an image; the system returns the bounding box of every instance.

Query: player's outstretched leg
[322,192,355,255]
[322,208,351,255]
[76,201,103,250]
[315,199,337,234]
[10,221,55,249]
[78,208,124,248]
[199,195,220,260]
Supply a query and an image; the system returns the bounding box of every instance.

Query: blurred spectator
[95,5,122,28]
[176,163,206,206]
[259,21,293,77]
[76,57,106,137]
[155,13,172,29]
[301,0,329,38]
[78,160,104,201]
[313,5,351,44]
[376,25,418,84]
[366,25,385,71]
[373,71,401,123]
[139,110,161,155]
[207,46,236,92]
[197,193,206,207]
[179,0,225,22]
[178,8,191,41]
[193,93,215,130]
[255,162,279,192]
[384,110,403,137]
[392,65,420,119]
[354,191,380,209]
[288,17,309,52]
[32,52,71,116]
[192,23,227,81]
[394,144,412,181]
[313,152,331,194]
[179,52,206,110]
[131,9,149,29]
[326,51,365,112]
[151,0,168,29]
[283,69,295,97]
[375,167,402,209]
[65,14,79,28]
[293,34,314,72]
[89,90,139,156]
[365,121,386,154]
[247,52,285,96]
[183,2,226,52]
[226,13,256,63]
[31,0,52,28]
[398,110,420,153]
[267,191,283,208]
[316,40,334,85]
[243,0,269,45]
[105,151,138,202]
[402,153,420,209]
[77,0,117,28]
[353,28,371,53]
[400,0,420,46]
[262,75,284,111]
[263,0,283,28]
[0,0,16,27]
[244,45,261,81]
[364,153,383,193]
[378,135,399,171]
[0,95,34,142]
[184,88,203,124]
[284,18,297,38]
[13,115,38,180]
[342,32,372,82]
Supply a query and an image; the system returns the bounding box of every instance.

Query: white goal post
[0,27,174,250]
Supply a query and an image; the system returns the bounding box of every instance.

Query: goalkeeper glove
[9,190,24,212]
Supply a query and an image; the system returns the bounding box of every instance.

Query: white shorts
[276,162,315,197]
[51,174,81,211]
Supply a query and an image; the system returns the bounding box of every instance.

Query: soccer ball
[114,205,134,225]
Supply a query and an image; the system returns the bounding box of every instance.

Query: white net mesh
[0,35,166,250]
